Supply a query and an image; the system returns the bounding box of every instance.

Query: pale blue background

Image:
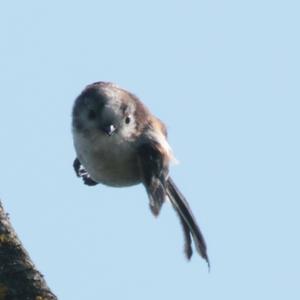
[0,1,299,299]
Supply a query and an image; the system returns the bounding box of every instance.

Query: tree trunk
[0,201,57,300]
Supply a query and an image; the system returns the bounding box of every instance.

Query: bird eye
[125,116,131,124]
[88,110,96,120]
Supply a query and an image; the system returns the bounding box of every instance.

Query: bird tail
[166,177,210,267]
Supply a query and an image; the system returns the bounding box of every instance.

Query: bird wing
[137,141,198,261]
[137,141,168,216]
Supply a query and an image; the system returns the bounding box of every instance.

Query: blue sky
[0,0,299,299]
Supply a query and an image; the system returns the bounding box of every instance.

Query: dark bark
[0,201,57,300]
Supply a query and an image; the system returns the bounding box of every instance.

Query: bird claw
[73,158,98,186]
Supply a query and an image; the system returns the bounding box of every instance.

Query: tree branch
[0,201,57,300]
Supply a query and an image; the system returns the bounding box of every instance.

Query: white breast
[73,131,141,187]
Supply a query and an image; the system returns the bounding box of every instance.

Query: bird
[72,81,209,266]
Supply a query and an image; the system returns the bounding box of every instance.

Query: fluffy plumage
[72,82,209,266]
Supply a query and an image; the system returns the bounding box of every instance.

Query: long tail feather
[176,212,193,260]
[166,177,210,267]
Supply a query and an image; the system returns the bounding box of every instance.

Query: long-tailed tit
[72,82,209,266]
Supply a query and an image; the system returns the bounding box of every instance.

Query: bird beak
[102,124,117,136]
